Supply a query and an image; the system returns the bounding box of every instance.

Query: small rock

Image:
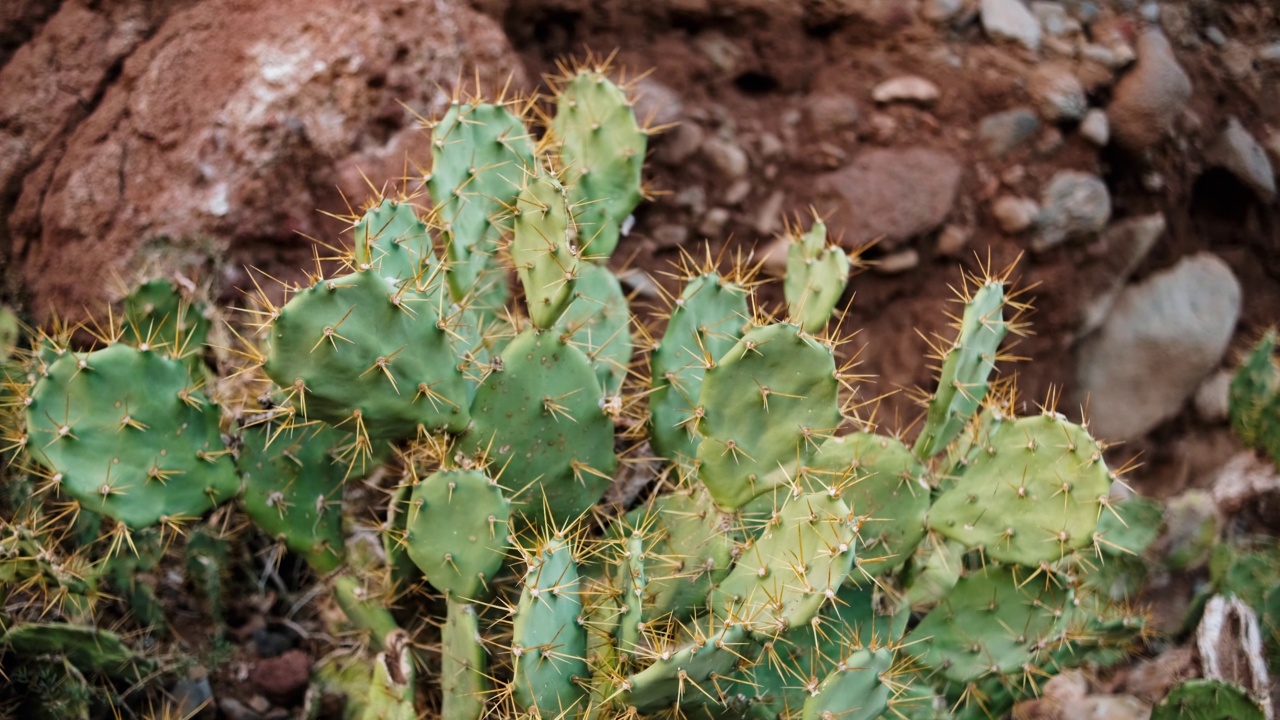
[1123,647,1198,703]
[1081,695,1154,720]
[757,132,785,159]
[1030,1,1078,37]
[652,224,689,249]
[632,77,683,128]
[699,207,731,237]
[1212,452,1280,533]
[757,235,790,277]
[1033,170,1111,251]
[1158,489,1224,570]
[1080,108,1110,146]
[978,107,1041,156]
[703,137,749,180]
[1260,42,1280,63]
[1036,126,1065,155]
[723,179,752,205]
[218,698,263,720]
[807,93,860,134]
[1075,253,1242,440]
[875,249,920,274]
[866,113,898,143]
[696,31,743,73]
[1194,370,1232,423]
[1142,170,1165,192]
[1078,213,1166,336]
[753,190,786,235]
[871,75,941,105]
[992,195,1040,233]
[656,122,704,165]
[1029,64,1087,121]
[936,224,972,256]
[813,148,963,249]
[172,672,215,719]
[981,0,1042,51]
[1139,1,1160,23]
[1221,40,1254,80]
[1108,30,1193,150]
[251,648,310,706]
[1081,42,1135,69]
[675,186,707,216]
[923,0,965,22]
[1203,26,1227,48]
[1208,117,1277,202]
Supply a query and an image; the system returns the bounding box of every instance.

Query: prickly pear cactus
[512,166,581,330]
[441,599,488,720]
[928,413,1112,567]
[511,536,589,716]
[551,67,646,261]
[1230,330,1280,467]
[120,278,211,361]
[801,647,894,720]
[648,272,749,463]
[553,262,633,397]
[784,220,850,334]
[23,343,238,528]
[697,323,841,509]
[352,198,438,288]
[404,468,510,600]
[1151,679,1267,720]
[428,101,535,306]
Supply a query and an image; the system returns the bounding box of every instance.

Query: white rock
[1030,64,1087,121]
[1080,108,1110,146]
[1033,170,1111,251]
[1076,253,1242,440]
[981,0,1042,51]
[991,195,1040,234]
[1209,117,1277,201]
[872,75,941,105]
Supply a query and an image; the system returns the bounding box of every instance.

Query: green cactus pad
[913,281,1008,459]
[1,623,154,681]
[352,198,438,288]
[713,491,857,637]
[624,488,736,623]
[428,102,535,305]
[513,167,580,329]
[801,647,894,720]
[649,273,749,464]
[1151,679,1266,720]
[1229,330,1280,465]
[121,278,211,360]
[808,432,930,578]
[24,343,237,528]
[263,269,470,440]
[615,530,649,656]
[551,70,646,261]
[459,329,615,526]
[906,565,1068,684]
[624,620,750,713]
[784,220,851,334]
[238,422,346,574]
[442,599,489,720]
[553,262,633,397]
[928,413,1111,567]
[404,468,510,600]
[512,537,589,716]
[363,631,417,720]
[697,323,841,509]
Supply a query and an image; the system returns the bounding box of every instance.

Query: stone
[171,671,215,720]
[874,248,920,274]
[1032,170,1111,252]
[632,77,684,129]
[1030,2,1079,37]
[1266,132,1280,171]
[657,122,704,165]
[1107,30,1192,150]
[923,0,965,22]
[6,0,525,322]
[1078,213,1166,336]
[1157,490,1224,570]
[1204,26,1227,48]
[981,0,1042,51]
[1208,117,1277,202]
[703,137,750,180]
[250,648,310,705]
[992,195,1040,233]
[871,75,941,105]
[1076,253,1242,440]
[936,224,972,256]
[1029,63,1087,121]
[1080,108,1110,146]
[753,190,786,235]
[1124,647,1198,704]
[723,178,752,205]
[807,92,860,134]
[1081,42,1136,69]
[1212,452,1280,533]
[652,224,690,249]
[699,207,730,237]
[813,148,963,249]
[978,107,1041,156]
[1194,370,1232,423]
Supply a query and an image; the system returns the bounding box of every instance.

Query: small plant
[0,58,1148,720]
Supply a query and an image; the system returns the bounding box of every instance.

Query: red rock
[3,0,524,322]
[250,648,310,706]
[812,148,962,249]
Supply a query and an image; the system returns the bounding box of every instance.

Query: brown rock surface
[812,147,962,249]
[1107,30,1192,150]
[3,0,523,320]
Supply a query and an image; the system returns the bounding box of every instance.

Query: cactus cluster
[0,59,1148,720]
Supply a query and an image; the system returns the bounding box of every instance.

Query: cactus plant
[1151,679,1266,720]
[783,219,851,334]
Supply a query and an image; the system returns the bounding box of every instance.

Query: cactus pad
[352,198,438,288]
[712,491,856,637]
[625,488,736,622]
[442,599,489,720]
[623,620,750,713]
[459,329,615,526]
[928,413,1111,567]
[553,262,633,397]
[512,537,589,716]
[1,623,153,681]
[649,273,749,464]
[784,220,851,334]
[404,468,510,600]
[698,323,841,509]
[808,432,929,577]
[551,70,646,261]
[513,167,581,329]
[801,647,894,720]
[263,269,470,440]
[238,422,346,574]
[1151,679,1266,720]
[121,278,210,360]
[24,343,238,528]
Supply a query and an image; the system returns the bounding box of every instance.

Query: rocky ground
[2,0,1279,717]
